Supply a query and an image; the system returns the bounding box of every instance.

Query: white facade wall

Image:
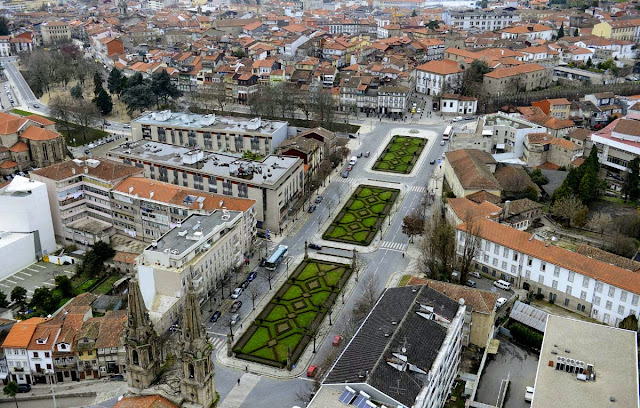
[415,71,461,96]
[5,348,31,384]
[0,233,36,280]
[28,349,54,379]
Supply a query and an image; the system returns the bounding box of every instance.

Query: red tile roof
[2,318,46,348]
[416,59,463,75]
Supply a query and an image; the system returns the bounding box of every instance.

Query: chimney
[129,186,134,194]
[72,167,76,175]
[84,166,89,174]
[149,191,154,199]
[504,200,511,218]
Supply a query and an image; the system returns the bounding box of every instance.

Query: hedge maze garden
[322,185,399,246]
[372,135,427,174]
[233,259,353,369]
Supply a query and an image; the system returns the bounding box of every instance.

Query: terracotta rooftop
[447,197,502,221]
[485,63,546,79]
[20,126,61,141]
[94,311,127,349]
[416,59,463,75]
[32,158,142,182]
[445,149,500,191]
[114,395,178,408]
[2,318,46,349]
[406,278,499,315]
[466,190,502,204]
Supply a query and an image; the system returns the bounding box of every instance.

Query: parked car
[357,152,362,158]
[430,159,436,165]
[464,116,475,120]
[257,232,267,239]
[440,140,445,146]
[495,297,507,309]
[33,104,39,109]
[341,171,349,178]
[525,386,535,403]
[247,271,257,282]
[364,151,370,157]
[349,156,357,165]
[346,165,353,171]
[230,314,240,326]
[469,271,482,279]
[231,287,243,299]
[259,258,267,267]
[315,196,323,204]
[17,384,31,393]
[308,204,317,213]
[307,365,318,377]
[453,116,463,122]
[348,134,357,139]
[87,143,97,149]
[240,280,250,290]
[308,243,322,250]
[231,301,242,313]
[110,374,125,381]
[210,311,221,322]
[465,279,477,288]
[123,124,132,128]
[104,122,112,126]
[332,335,343,346]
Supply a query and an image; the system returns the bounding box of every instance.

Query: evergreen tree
[70,83,83,99]
[128,72,145,88]
[107,67,123,94]
[93,71,104,96]
[95,89,113,115]
[573,28,579,36]
[557,23,565,38]
[150,69,182,106]
[622,158,640,200]
[0,17,9,36]
[586,57,593,67]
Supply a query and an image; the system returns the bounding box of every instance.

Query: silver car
[230,314,240,326]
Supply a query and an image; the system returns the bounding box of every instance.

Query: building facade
[442,8,520,32]
[41,21,72,45]
[415,59,463,96]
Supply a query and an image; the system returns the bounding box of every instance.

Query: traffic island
[322,185,399,246]
[372,135,427,174]
[232,259,353,369]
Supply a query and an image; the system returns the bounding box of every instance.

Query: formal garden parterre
[372,135,427,174]
[322,185,399,246]
[233,259,353,369]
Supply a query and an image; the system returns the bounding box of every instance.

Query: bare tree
[587,211,613,239]
[248,285,260,310]
[552,194,588,227]
[402,210,424,243]
[70,101,99,142]
[49,95,75,136]
[295,88,313,121]
[457,212,482,284]
[417,216,456,281]
[265,267,276,290]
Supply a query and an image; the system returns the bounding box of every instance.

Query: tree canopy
[95,89,113,115]
[553,146,603,204]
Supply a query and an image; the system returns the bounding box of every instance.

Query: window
[493,245,499,255]
[608,287,615,298]
[565,286,572,295]
[204,132,212,149]
[501,261,507,270]
[525,270,531,278]
[503,247,509,257]
[485,241,490,250]
[540,262,546,271]
[492,258,498,266]
[552,280,558,289]
[44,352,49,358]
[553,266,560,277]
[33,352,39,358]
[208,177,217,193]
[619,291,627,302]
[594,296,600,306]
[580,291,587,300]
[618,305,625,315]
[483,254,489,263]
[568,271,574,283]
[538,275,544,283]
[582,276,589,288]
[595,282,603,293]
[632,294,639,306]
[188,130,197,146]
[606,300,612,310]
[511,265,516,274]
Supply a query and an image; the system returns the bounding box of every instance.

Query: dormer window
[36,338,47,345]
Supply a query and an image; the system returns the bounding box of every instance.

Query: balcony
[13,367,24,372]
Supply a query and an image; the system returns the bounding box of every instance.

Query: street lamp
[328,310,332,326]
[229,320,234,341]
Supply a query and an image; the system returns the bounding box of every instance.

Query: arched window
[132,350,139,366]
[188,363,195,379]
[42,144,48,161]
[51,143,57,161]
[148,348,153,362]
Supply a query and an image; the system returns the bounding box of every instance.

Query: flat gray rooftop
[133,111,286,135]
[109,141,301,187]
[532,315,639,408]
[149,211,241,257]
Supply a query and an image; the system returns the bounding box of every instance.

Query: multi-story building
[0,112,67,174]
[441,94,477,116]
[532,315,639,408]
[131,111,288,157]
[137,211,252,333]
[523,133,583,168]
[31,158,143,249]
[483,64,550,96]
[93,311,128,378]
[313,285,465,408]
[443,8,520,32]
[415,59,464,96]
[53,306,91,383]
[111,176,256,243]
[0,36,11,57]
[592,19,640,42]
[2,317,46,385]
[40,21,72,45]
[27,321,60,384]
[591,116,640,172]
[0,176,57,279]
[531,98,571,120]
[457,217,640,327]
[377,85,410,115]
[107,141,303,231]
[500,24,554,42]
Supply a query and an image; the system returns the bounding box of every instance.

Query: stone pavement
[218,373,261,408]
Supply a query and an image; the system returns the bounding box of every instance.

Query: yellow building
[592,19,640,41]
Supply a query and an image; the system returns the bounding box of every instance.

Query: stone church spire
[180,280,216,407]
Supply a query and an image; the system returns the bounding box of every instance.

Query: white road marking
[5,280,17,285]
[12,275,24,280]
[19,271,32,277]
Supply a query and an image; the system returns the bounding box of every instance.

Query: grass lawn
[372,135,427,174]
[398,275,413,287]
[94,275,120,295]
[323,185,399,246]
[234,259,353,369]
[12,109,108,147]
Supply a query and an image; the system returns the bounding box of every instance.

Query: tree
[530,168,548,186]
[30,287,57,315]
[618,314,639,331]
[248,286,260,310]
[93,71,104,96]
[461,60,491,96]
[586,212,613,238]
[70,102,99,141]
[586,57,593,67]
[402,211,424,243]
[0,16,9,36]
[608,233,638,258]
[121,84,155,115]
[11,286,27,311]
[128,72,145,88]
[418,217,456,281]
[3,381,18,408]
[107,68,123,95]
[557,23,565,39]
[552,194,588,227]
[70,83,83,99]
[426,20,439,29]
[265,267,276,290]
[150,69,181,107]
[622,158,640,200]
[55,275,73,298]
[95,89,113,115]
[411,9,417,17]
[573,28,579,37]
[457,213,482,284]
[232,49,246,58]
[49,95,75,137]
[0,291,7,308]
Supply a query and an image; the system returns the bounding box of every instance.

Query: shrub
[509,322,543,349]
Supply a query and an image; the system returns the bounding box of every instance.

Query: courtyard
[372,135,427,174]
[233,259,353,369]
[322,185,399,246]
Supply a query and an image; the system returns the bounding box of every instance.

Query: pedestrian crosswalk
[208,333,227,350]
[407,185,428,193]
[335,178,360,187]
[380,241,407,252]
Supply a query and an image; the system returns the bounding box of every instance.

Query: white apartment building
[415,59,463,97]
[27,323,60,384]
[0,36,11,57]
[477,113,545,156]
[137,211,252,333]
[377,85,410,114]
[111,176,256,243]
[591,116,640,172]
[0,176,57,278]
[314,285,465,408]
[441,94,478,116]
[31,158,143,248]
[2,318,46,385]
[501,24,554,42]
[133,111,288,157]
[457,218,640,327]
[107,141,303,232]
[442,8,520,32]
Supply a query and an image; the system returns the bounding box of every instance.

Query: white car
[470,271,482,279]
[231,287,243,299]
[495,297,507,310]
[123,124,131,129]
[525,386,534,402]
[453,116,463,122]
[87,143,97,149]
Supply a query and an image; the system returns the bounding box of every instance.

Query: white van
[349,156,357,165]
[493,280,511,290]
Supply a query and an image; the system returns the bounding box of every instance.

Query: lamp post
[328,310,332,326]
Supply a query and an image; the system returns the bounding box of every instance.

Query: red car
[346,165,353,171]
[332,335,343,346]
[307,365,318,378]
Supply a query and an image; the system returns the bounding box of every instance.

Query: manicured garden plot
[322,185,399,246]
[372,135,427,174]
[233,259,353,369]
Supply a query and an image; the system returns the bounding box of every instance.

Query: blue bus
[265,245,288,270]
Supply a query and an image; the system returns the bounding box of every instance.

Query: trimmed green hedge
[372,135,427,174]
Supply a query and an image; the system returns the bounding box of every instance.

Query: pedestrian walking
[237,378,241,386]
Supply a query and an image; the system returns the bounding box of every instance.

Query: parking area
[475,337,539,408]
[0,261,75,300]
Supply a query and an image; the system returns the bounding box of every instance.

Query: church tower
[125,278,160,390]
[180,281,216,407]
[118,0,128,17]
